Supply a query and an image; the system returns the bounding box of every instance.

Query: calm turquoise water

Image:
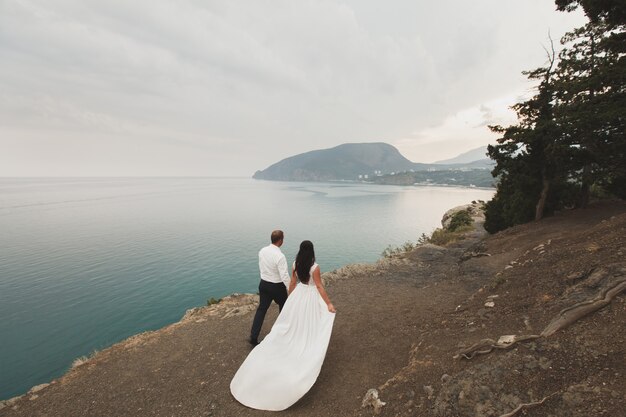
[0,177,493,400]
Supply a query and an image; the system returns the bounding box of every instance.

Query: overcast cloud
[0,0,585,176]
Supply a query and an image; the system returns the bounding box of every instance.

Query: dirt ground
[1,201,625,417]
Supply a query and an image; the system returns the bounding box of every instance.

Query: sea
[0,177,494,400]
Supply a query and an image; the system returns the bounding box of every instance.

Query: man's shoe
[248,337,259,347]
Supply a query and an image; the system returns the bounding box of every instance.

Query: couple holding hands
[230,230,336,411]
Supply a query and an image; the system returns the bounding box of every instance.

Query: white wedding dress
[230,263,335,411]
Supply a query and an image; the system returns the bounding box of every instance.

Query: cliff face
[2,201,625,417]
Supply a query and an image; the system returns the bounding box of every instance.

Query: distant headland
[252,142,495,188]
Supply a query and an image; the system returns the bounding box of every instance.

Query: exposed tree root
[541,278,626,336]
[455,335,540,360]
[455,278,626,360]
[497,392,559,417]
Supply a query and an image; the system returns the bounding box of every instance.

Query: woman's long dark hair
[295,240,315,284]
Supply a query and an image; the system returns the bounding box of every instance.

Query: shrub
[382,241,416,258]
[381,245,397,258]
[207,297,221,306]
[417,233,430,244]
[605,175,626,199]
[383,214,476,257]
[490,273,507,289]
[447,210,473,232]
[401,241,416,252]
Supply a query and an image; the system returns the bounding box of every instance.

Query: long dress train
[230,263,335,411]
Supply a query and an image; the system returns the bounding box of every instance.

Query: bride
[230,240,336,411]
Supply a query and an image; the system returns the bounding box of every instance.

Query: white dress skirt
[230,263,335,411]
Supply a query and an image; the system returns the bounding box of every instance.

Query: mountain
[434,146,489,165]
[253,142,494,182]
[253,143,428,182]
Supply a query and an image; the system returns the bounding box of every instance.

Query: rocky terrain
[1,201,624,417]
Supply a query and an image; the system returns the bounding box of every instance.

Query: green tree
[554,20,626,201]
[554,1,625,198]
[483,4,624,232]
[485,43,570,232]
[555,0,626,26]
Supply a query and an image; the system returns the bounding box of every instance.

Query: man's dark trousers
[250,280,288,342]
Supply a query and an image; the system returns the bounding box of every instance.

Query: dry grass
[429,225,474,246]
[71,349,99,369]
[71,356,89,368]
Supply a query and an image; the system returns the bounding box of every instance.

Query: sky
[0,0,587,177]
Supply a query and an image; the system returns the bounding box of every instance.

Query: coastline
[0,178,495,405]
[0,202,481,407]
[1,201,624,417]
[252,176,496,191]
[0,256,421,407]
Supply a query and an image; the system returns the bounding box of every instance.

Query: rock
[497,335,516,345]
[4,397,20,407]
[461,251,491,261]
[28,383,49,394]
[504,265,513,270]
[474,401,498,416]
[538,357,552,370]
[362,388,386,415]
[484,301,495,308]
[477,308,493,319]
[434,351,553,417]
[500,393,523,409]
[523,316,533,330]
[0,398,18,412]
[181,293,258,322]
[413,244,447,262]
[563,384,593,408]
[566,271,587,282]
[441,374,451,383]
[423,385,434,399]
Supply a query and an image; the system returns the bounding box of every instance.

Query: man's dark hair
[271,230,284,244]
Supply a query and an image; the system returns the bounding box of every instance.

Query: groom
[249,230,290,346]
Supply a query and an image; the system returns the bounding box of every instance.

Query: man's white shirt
[258,244,290,289]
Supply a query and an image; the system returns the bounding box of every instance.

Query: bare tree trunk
[535,177,550,220]
[579,164,591,208]
[578,32,596,209]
